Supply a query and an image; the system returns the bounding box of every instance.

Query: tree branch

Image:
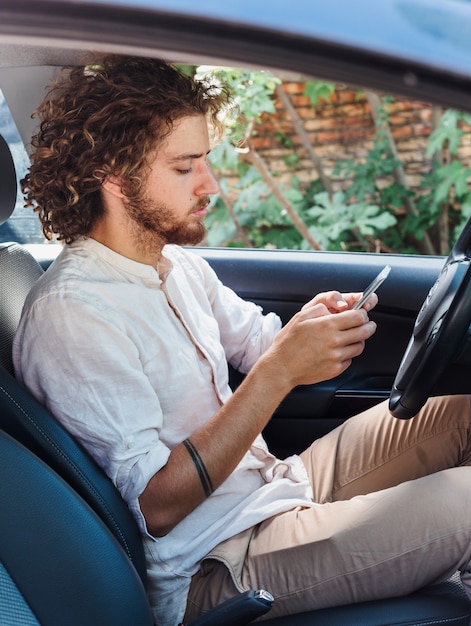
[365,91,436,255]
[239,119,321,249]
[210,165,254,247]
[275,84,334,198]
[431,106,449,255]
[241,142,322,250]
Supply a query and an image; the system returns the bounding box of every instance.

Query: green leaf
[434,161,471,203]
[209,138,239,170]
[303,81,336,106]
[427,109,464,156]
[205,204,237,246]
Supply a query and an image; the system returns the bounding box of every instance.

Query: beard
[124,194,208,252]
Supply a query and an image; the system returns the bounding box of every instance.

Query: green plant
[200,68,471,255]
[303,81,335,106]
[332,101,411,252]
[423,109,471,243]
[304,191,397,251]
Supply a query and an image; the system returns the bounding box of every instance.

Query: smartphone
[353,265,391,309]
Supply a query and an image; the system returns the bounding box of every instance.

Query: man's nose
[196,162,219,196]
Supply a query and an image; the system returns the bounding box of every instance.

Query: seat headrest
[0,135,17,226]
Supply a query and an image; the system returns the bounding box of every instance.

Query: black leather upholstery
[265,576,471,625]
[0,429,154,626]
[0,363,149,586]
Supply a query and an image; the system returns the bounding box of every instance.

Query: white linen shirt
[13,238,314,626]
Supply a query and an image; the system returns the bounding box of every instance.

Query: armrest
[185,589,274,626]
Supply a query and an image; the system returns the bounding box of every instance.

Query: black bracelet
[182,438,214,497]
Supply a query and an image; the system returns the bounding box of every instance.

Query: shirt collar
[70,237,174,283]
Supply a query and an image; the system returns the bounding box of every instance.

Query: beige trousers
[184,395,471,620]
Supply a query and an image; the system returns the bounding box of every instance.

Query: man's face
[124,114,219,248]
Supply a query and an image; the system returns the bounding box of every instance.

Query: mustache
[194,196,211,211]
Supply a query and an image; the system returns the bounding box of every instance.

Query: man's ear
[102,175,125,199]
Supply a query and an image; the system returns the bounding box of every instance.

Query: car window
[0,91,45,245]
[201,66,471,256]
[1,64,470,256]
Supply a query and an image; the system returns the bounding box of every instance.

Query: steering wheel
[389,217,471,419]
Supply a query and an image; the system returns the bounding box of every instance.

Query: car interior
[2,2,471,624]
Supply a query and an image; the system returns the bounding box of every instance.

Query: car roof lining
[0,66,58,148]
[0,43,82,68]
[0,42,207,68]
[0,45,216,148]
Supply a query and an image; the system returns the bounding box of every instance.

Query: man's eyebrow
[166,150,211,163]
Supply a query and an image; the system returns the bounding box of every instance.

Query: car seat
[1,133,471,625]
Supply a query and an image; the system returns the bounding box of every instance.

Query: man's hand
[264,302,377,389]
[307,290,378,314]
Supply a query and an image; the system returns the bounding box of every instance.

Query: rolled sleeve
[122,440,171,536]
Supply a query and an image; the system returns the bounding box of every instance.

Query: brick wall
[251,82,471,192]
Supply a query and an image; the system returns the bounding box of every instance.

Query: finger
[363,292,378,311]
[302,291,348,313]
[341,292,362,308]
[325,290,348,312]
[299,309,372,338]
[352,292,379,311]
[342,320,377,347]
[298,302,331,319]
[334,322,376,364]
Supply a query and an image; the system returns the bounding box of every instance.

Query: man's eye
[176,168,192,174]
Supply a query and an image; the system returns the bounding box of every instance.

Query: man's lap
[185,395,471,620]
[301,394,471,502]
[242,466,471,618]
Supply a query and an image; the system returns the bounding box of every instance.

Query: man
[13,55,471,625]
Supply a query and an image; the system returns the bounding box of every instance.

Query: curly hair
[21,55,231,243]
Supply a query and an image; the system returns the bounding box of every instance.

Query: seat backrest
[0,364,148,584]
[0,136,148,585]
[0,429,154,626]
[0,134,16,224]
[0,242,43,374]
[0,131,43,374]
